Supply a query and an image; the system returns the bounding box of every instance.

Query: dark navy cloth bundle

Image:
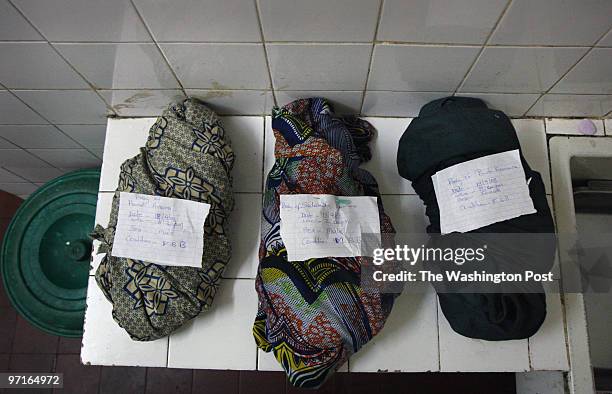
[397,97,556,341]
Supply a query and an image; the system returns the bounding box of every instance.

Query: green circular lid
[1,169,100,337]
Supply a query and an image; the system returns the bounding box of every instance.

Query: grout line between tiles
[254,0,278,106]
[129,0,187,97]
[359,0,385,115]
[453,0,514,94]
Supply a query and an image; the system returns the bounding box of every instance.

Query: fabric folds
[92,98,234,341]
[253,98,396,388]
[396,96,556,341]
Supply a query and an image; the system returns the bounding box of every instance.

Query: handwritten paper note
[432,149,535,234]
[111,192,210,267]
[279,194,381,261]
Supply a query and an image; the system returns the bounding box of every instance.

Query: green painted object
[1,169,100,337]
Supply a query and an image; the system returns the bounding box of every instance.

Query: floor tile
[224,193,261,279]
[515,371,564,394]
[167,280,257,370]
[9,354,55,372]
[238,371,285,394]
[99,366,146,394]
[11,316,59,354]
[4,167,66,183]
[274,91,362,114]
[221,116,264,193]
[0,149,54,168]
[100,367,147,394]
[350,284,439,372]
[0,0,42,40]
[27,149,101,168]
[102,90,185,117]
[0,91,47,124]
[145,368,192,394]
[81,277,168,367]
[0,182,37,196]
[0,125,80,149]
[361,118,415,194]
[54,354,101,394]
[14,90,110,124]
[192,370,239,394]
[186,90,273,116]
[58,337,83,354]
[0,306,16,353]
[362,91,450,117]
[527,94,612,117]
[56,125,107,150]
[455,93,540,117]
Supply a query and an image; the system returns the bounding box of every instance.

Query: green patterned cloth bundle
[92,98,234,341]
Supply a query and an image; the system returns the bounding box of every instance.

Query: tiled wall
[0,0,611,194]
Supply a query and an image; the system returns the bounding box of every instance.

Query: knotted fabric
[397,96,555,340]
[92,98,234,341]
[253,98,396,388]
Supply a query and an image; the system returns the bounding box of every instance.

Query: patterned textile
[254,98,397,388]
[92,98,234,341]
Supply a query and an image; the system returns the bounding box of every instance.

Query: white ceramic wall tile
[379,195,428,233]
[599,30,612,47]
[186,90,273,115]
[455,93,540,117]
[544,118,605,136]
[606,119,612,136]
[274,91,362,114]
[460,47,588,93]
[527,94,612,118]
[99,118,153,191]
[350,284,439,372]
[0,182,36,195]
[90,192,114,274]
[28,149,101,168]
[12,0,151,42]
[56,125,107,149]
[266,44,371,91]
[515,371,565,394]
[0,168,26,183]
[167,279,257,369]
[4,166,65,183]
[528,282,569,371]
[0,138,16,149]
[81,277,168,367]
[438,301,530,372]
[222,116,264,193]
[511,119,551,194]
[0,91,46,124]
[362,91,449,117]
[0,43,87,89]
[0,125,79,149]
[551,48,612,94]
[102,90,185,117]
[56,44,180,89]
[133,0,260,42]
[161,44,269,90]
[0,149,51,167]
[0,0,42,40]
[378,0,507,44]
[224,193,261,279]
[258,0,380,42]
[490,0,612,46]
[14,90,109,124]
[361,118,416,194]
[368,45,480,91]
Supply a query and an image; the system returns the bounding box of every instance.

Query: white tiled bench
[82,116,570,377]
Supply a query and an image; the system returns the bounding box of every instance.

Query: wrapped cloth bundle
[92,98,234,341]
[397,96,556,341]
[253,98,397,388]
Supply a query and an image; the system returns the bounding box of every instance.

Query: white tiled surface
[1,0,611,187]
[84,116,571,372]
[544,119,605,136]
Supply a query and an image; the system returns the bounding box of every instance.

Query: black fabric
[397,96,556,341]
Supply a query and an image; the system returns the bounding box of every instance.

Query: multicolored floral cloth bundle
[253,98,397,388]
[92,98,234,341]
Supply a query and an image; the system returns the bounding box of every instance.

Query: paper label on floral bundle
[432,149,536,234]
[111,192,210,267]
[279,194,381,261]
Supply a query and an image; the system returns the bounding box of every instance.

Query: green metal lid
[1,169,100,337]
